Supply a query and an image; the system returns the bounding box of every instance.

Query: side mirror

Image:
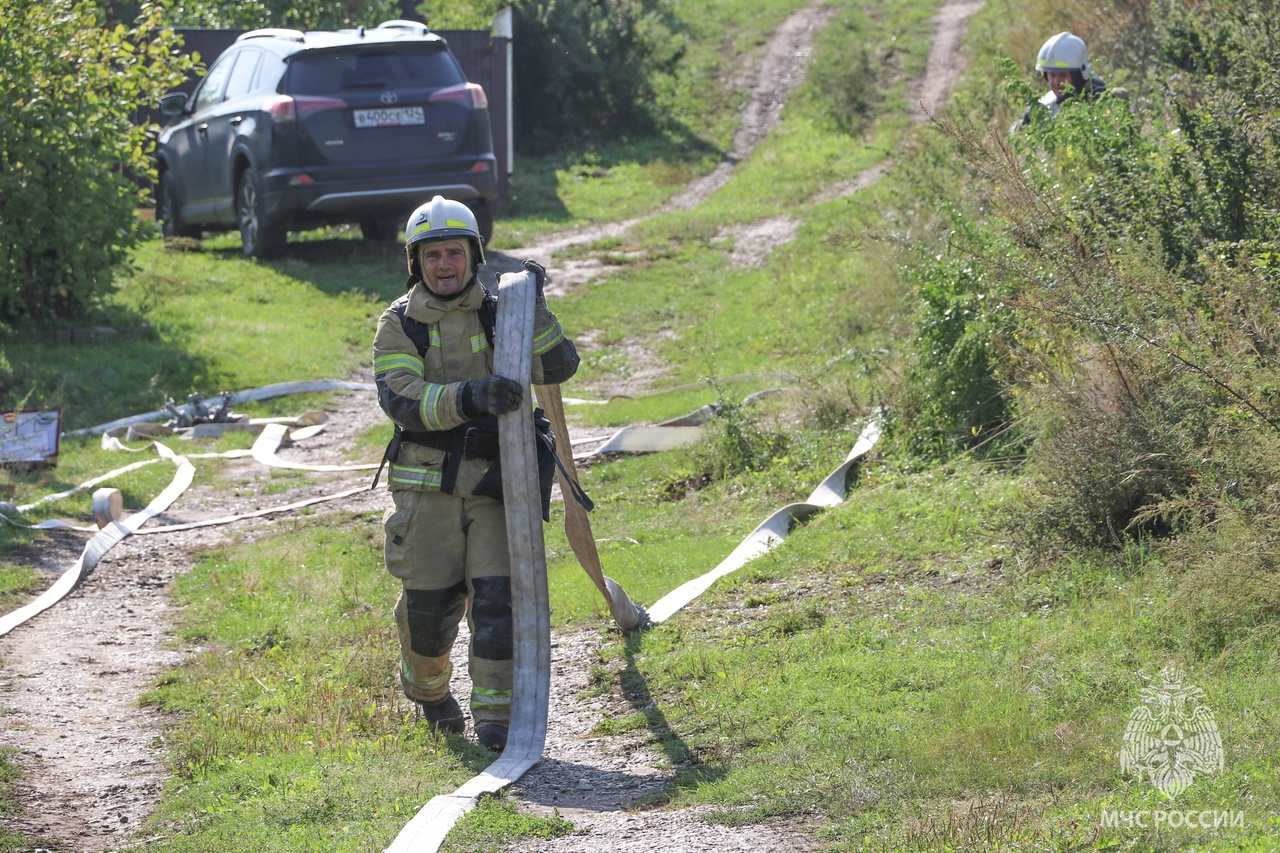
[159,92,189,118]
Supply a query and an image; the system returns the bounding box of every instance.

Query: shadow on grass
[617,631,725,805]
[201,230,406,303]
[0,315,209,433]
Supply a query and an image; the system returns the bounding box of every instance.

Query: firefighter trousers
[383,488,513,726]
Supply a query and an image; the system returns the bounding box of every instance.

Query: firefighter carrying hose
[371,196,579,752]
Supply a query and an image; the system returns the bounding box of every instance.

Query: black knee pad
[405,581,468,657]
[470,576,513,661]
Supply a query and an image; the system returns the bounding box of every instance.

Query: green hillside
[1,0,1277,850]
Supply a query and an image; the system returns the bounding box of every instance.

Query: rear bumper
[305,182,492,212]
[263,157,499,222]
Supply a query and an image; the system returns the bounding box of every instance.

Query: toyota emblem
[380,91,399,105]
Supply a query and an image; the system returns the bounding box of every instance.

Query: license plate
[353,106,425,128]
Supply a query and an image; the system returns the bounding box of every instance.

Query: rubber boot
[476,722,508,752]
[418,693,465,735]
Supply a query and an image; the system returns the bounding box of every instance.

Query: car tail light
[470,161,489,173]
[267,95,297,121]
[267,95,348,121]
[429,83,488,110]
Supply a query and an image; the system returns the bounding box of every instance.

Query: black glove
[523,259,547,303]
[461,374,523,417]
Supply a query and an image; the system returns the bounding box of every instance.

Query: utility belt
[400,423,501,462]
[370,410,589,523]
[372,414,499,496]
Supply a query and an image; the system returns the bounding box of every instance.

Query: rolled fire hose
[92,487,123,529]
[385,268,551,852]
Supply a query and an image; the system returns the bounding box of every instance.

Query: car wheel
[158,172,201,240]
[359,217,398,243]
[237,169,286,259]
[469,201,494,246]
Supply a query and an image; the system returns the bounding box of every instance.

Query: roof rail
[375,20,431,36]
[237,27,306,42]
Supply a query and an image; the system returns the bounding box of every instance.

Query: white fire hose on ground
[0,279,882,850]
[648,416,881,623]
[0,412,377,638]
[0,443,194,637]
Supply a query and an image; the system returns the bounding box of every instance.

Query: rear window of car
[285,45,464,96]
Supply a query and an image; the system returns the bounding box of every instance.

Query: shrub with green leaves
[511,0,685,153]
[0,0,192,325]
[163,0,397,30]
[896,0,1280,650]
[901,241,1011,457]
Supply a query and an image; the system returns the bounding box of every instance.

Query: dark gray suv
[154,21,498,258]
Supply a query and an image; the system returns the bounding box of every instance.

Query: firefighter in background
[372,195,579,752]
[1011,31,1109,133]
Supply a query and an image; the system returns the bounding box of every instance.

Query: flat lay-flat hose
[385,268,551,852]
[535,382,649,633]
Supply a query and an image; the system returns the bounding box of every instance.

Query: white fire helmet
[1035,31,1092,80]
[404,195,486,278]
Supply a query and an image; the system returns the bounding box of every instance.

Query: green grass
[592,459,1280,850]
[0,560,42,614]
[442,796,575,852]
[0,748,24,853]
[0,232,400,435]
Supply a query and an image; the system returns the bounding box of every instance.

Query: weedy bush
[689,378,790,481]
[899,237,1013,458]
[0,0,192,324]
[897,0,1280,651]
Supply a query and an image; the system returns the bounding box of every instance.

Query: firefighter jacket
[372,276,579,495]
[1011,75,1108,133]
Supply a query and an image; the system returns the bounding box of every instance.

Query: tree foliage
[0,0,193,325]
[418,0,684,153]
[163,0,398,30]
[510,0,684,152]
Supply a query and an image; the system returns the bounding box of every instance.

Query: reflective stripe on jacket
[372,276,579,492]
